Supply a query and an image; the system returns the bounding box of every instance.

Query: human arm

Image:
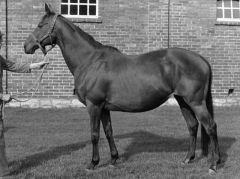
[1,56,49,73]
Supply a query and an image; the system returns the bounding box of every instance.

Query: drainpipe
[168,0,170,48]
[5,0,8,94]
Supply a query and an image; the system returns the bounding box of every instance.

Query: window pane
[61,5,68,14]
[89,5,96,15]
[80,0,87,3]
[217,0,222,8]
[233,9,240,18]
[224,0,231,7]
[224,9,231,18]
[232,0,240,8]
[70,5,77,15]
[90,0,96,3]
[62,0,68,3]
[79,5,87,15]
[70,0,78,3]
[217,9,223,18]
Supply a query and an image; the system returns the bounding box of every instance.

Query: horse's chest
[74,66,108,105]
[75,88,86,105]
[74,79,87,104]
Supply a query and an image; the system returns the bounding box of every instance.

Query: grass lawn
[2,106,240,178]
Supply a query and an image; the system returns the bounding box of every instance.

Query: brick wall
[0,0,240,99]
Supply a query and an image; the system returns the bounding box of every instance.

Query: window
[61,0,98,18]
[217,0,240,21]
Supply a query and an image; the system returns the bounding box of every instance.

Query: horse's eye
[38,22,48,28]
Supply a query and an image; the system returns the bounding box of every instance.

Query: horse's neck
[55,19,96,75]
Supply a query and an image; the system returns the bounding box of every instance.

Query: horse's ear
[45,3,55,15]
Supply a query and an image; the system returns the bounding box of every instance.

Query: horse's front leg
[100,109,118,166]
[86,100,101,170]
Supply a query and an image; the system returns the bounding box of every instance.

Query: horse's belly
[105,89,170,112]
[105,99,168,112]
[105,73,173,112]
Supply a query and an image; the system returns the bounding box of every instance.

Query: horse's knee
[190,121,199,134]
[91,133,99,144]
[105,128,113,139]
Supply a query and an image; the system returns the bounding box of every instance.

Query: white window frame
[60,0,99,18]
[217,0,240,22]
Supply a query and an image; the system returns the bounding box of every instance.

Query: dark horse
[24,3,220,175]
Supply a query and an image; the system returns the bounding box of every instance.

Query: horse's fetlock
[111,151,118,159]
[92,158,99,166]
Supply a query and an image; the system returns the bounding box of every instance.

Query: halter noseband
[31,14,59,55]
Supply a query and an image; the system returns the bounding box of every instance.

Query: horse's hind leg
[174,95,199,164]
[187,101,220,174]
[201,124,210,157]
[100,109,119,165]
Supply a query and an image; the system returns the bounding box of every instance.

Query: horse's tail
[206,69,214,119]
[201,65,213,157]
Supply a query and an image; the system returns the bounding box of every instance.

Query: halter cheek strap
[31,14,59,55]
[31,33,47,55]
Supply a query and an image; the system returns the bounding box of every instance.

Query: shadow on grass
[115,130,235,168]
[9,130,235,175]
[9,140,91,175]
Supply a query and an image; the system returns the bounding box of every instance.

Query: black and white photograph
[0,0,239,178]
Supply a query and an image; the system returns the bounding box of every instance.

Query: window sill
[67,17,103,24]
[215,20,240,26]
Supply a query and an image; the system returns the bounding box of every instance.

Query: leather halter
[31,14,59,55]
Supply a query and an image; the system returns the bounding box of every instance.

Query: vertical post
[0,0,10,177]
[0,103,8,177]
[5,0,8,94]
[168,0,170,48]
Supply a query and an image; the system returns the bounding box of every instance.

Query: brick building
[0,0,240,101]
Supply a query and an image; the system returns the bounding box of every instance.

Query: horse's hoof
[181,158,190,165]
[86,162,97,171]
[110,154,119,165]
[209,168,217,176]
[108,164,115,168]
[111,159,118,166]
[209,165,217,176]
[85,168,93,173]
[181,154,195,165]
[85,166,95,173]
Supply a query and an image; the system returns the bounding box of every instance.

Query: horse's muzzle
[24,43,38,54]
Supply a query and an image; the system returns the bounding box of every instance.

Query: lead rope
[9,55,50,103]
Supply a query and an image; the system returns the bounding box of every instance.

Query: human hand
[30,61,49,69]
[1,94,12,103]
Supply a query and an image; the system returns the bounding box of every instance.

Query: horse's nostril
[23,44,27,52]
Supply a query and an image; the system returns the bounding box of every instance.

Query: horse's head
[24,3,58,55]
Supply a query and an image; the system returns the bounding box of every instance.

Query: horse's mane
[59,15,120,52]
